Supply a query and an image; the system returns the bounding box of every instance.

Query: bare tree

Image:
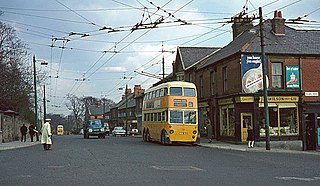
[0,21,33,121]
[66,94,85,132]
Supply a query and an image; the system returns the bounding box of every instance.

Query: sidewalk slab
[0,141,39,151]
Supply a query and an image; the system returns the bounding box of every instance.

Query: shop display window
[220,106,235,137]
[259,106,298,137]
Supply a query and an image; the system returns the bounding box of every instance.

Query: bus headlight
[193,130,197,134]
[169,130,174,134]
[88,129,93,132]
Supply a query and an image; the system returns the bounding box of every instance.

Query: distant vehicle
[112,127,126,136]
[129,128,139,135]
[83,119,106,139]
[57,125,64,135]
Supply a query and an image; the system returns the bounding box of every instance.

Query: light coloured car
[112,127,126,136]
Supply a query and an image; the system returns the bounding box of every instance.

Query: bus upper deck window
[184,88,196,97]
[170,87,182,96]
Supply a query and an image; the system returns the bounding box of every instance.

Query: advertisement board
[285,65,300,88]
[241,54,269,93]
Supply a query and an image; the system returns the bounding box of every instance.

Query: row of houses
[89,10,320,150]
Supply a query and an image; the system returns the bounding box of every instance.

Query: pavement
[1,136,319,155]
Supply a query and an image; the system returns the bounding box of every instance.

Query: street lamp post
[43,84,46,121]
[32,55,48,139]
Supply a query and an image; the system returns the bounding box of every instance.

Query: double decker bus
[142,81,199,145]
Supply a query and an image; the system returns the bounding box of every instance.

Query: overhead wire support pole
[33,55,38,138]
[259,7,270,150]
[162,41,165,80]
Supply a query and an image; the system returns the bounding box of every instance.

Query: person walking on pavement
[20,124,28,142]
[247,126,255,148]
[41,118,52,150]
[28,124,36,142]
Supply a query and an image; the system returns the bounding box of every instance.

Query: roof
[88,105,104,115]
[198,19,320,69]
[177,46,220,70]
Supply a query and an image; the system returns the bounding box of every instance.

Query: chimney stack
[272,10,285,35]
[232,14,253,39]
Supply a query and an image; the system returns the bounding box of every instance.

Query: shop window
[272,62,283,89]
[259,105,298,137]
[220,106,235,137]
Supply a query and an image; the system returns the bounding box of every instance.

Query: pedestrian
[247,126,254,148]
[20,124,27,142]
[28,124,36,142]
[41,118,52,150]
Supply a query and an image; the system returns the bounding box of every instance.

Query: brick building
[194,11,320,150]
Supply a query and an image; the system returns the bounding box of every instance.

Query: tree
[66,94,85,132]
[0,21,33,122]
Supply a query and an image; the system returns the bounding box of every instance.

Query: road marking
[152,166,204,171]
[48,165,65,168]
[275,176,320,181]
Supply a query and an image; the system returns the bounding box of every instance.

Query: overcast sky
[0,0,319,115]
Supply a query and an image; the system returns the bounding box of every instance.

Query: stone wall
[0,113,30,143]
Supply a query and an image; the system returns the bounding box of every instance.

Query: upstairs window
[272,62,283,89]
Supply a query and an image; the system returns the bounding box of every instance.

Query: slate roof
[88,105,104,115]
[177,46,220,70]
[198,19,320,69]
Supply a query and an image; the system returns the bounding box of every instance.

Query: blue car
[84,119,106,139]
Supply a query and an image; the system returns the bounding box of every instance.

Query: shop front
[217,95,300,142]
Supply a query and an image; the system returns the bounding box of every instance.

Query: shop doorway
[241,113,252,142]
[305,113,316,150]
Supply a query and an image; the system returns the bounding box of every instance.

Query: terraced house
[193,11,320,150]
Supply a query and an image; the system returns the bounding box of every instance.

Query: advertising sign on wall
[241,55,269,93]
[286,66,300,88]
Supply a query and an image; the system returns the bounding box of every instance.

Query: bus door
[241,113,252,142]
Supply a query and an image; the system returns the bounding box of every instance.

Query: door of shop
[241,113,253,142]
[305,113,316,150]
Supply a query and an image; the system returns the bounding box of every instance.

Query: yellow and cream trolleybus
[142,81,199,145]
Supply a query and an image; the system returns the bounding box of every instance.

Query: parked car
[104,123,110,136]
[112,127,126,136]
[129,128,139,135]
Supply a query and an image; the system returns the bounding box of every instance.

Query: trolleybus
[142,81,199,145]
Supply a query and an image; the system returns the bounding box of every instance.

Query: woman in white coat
[41,118,52,150]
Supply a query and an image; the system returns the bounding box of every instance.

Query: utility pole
[259,7,270,150]
[162,42,165,80]
[32,55,39,141]
[125,84,128,136]
[43,84,46,121]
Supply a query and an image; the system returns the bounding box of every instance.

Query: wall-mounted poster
[286,66,300,88]
[241,55,269,93]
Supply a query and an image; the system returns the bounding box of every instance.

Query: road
[0,135,319,186]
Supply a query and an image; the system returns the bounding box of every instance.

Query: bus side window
[159,89,164,97]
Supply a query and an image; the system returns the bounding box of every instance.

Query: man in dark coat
[28,124,36,142]
[20,124,28,142]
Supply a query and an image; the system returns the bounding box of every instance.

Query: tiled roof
[178,46,220,70]
[198,19,320,69]
[88,105,104,115]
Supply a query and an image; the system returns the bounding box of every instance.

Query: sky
[0,0,319,116]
